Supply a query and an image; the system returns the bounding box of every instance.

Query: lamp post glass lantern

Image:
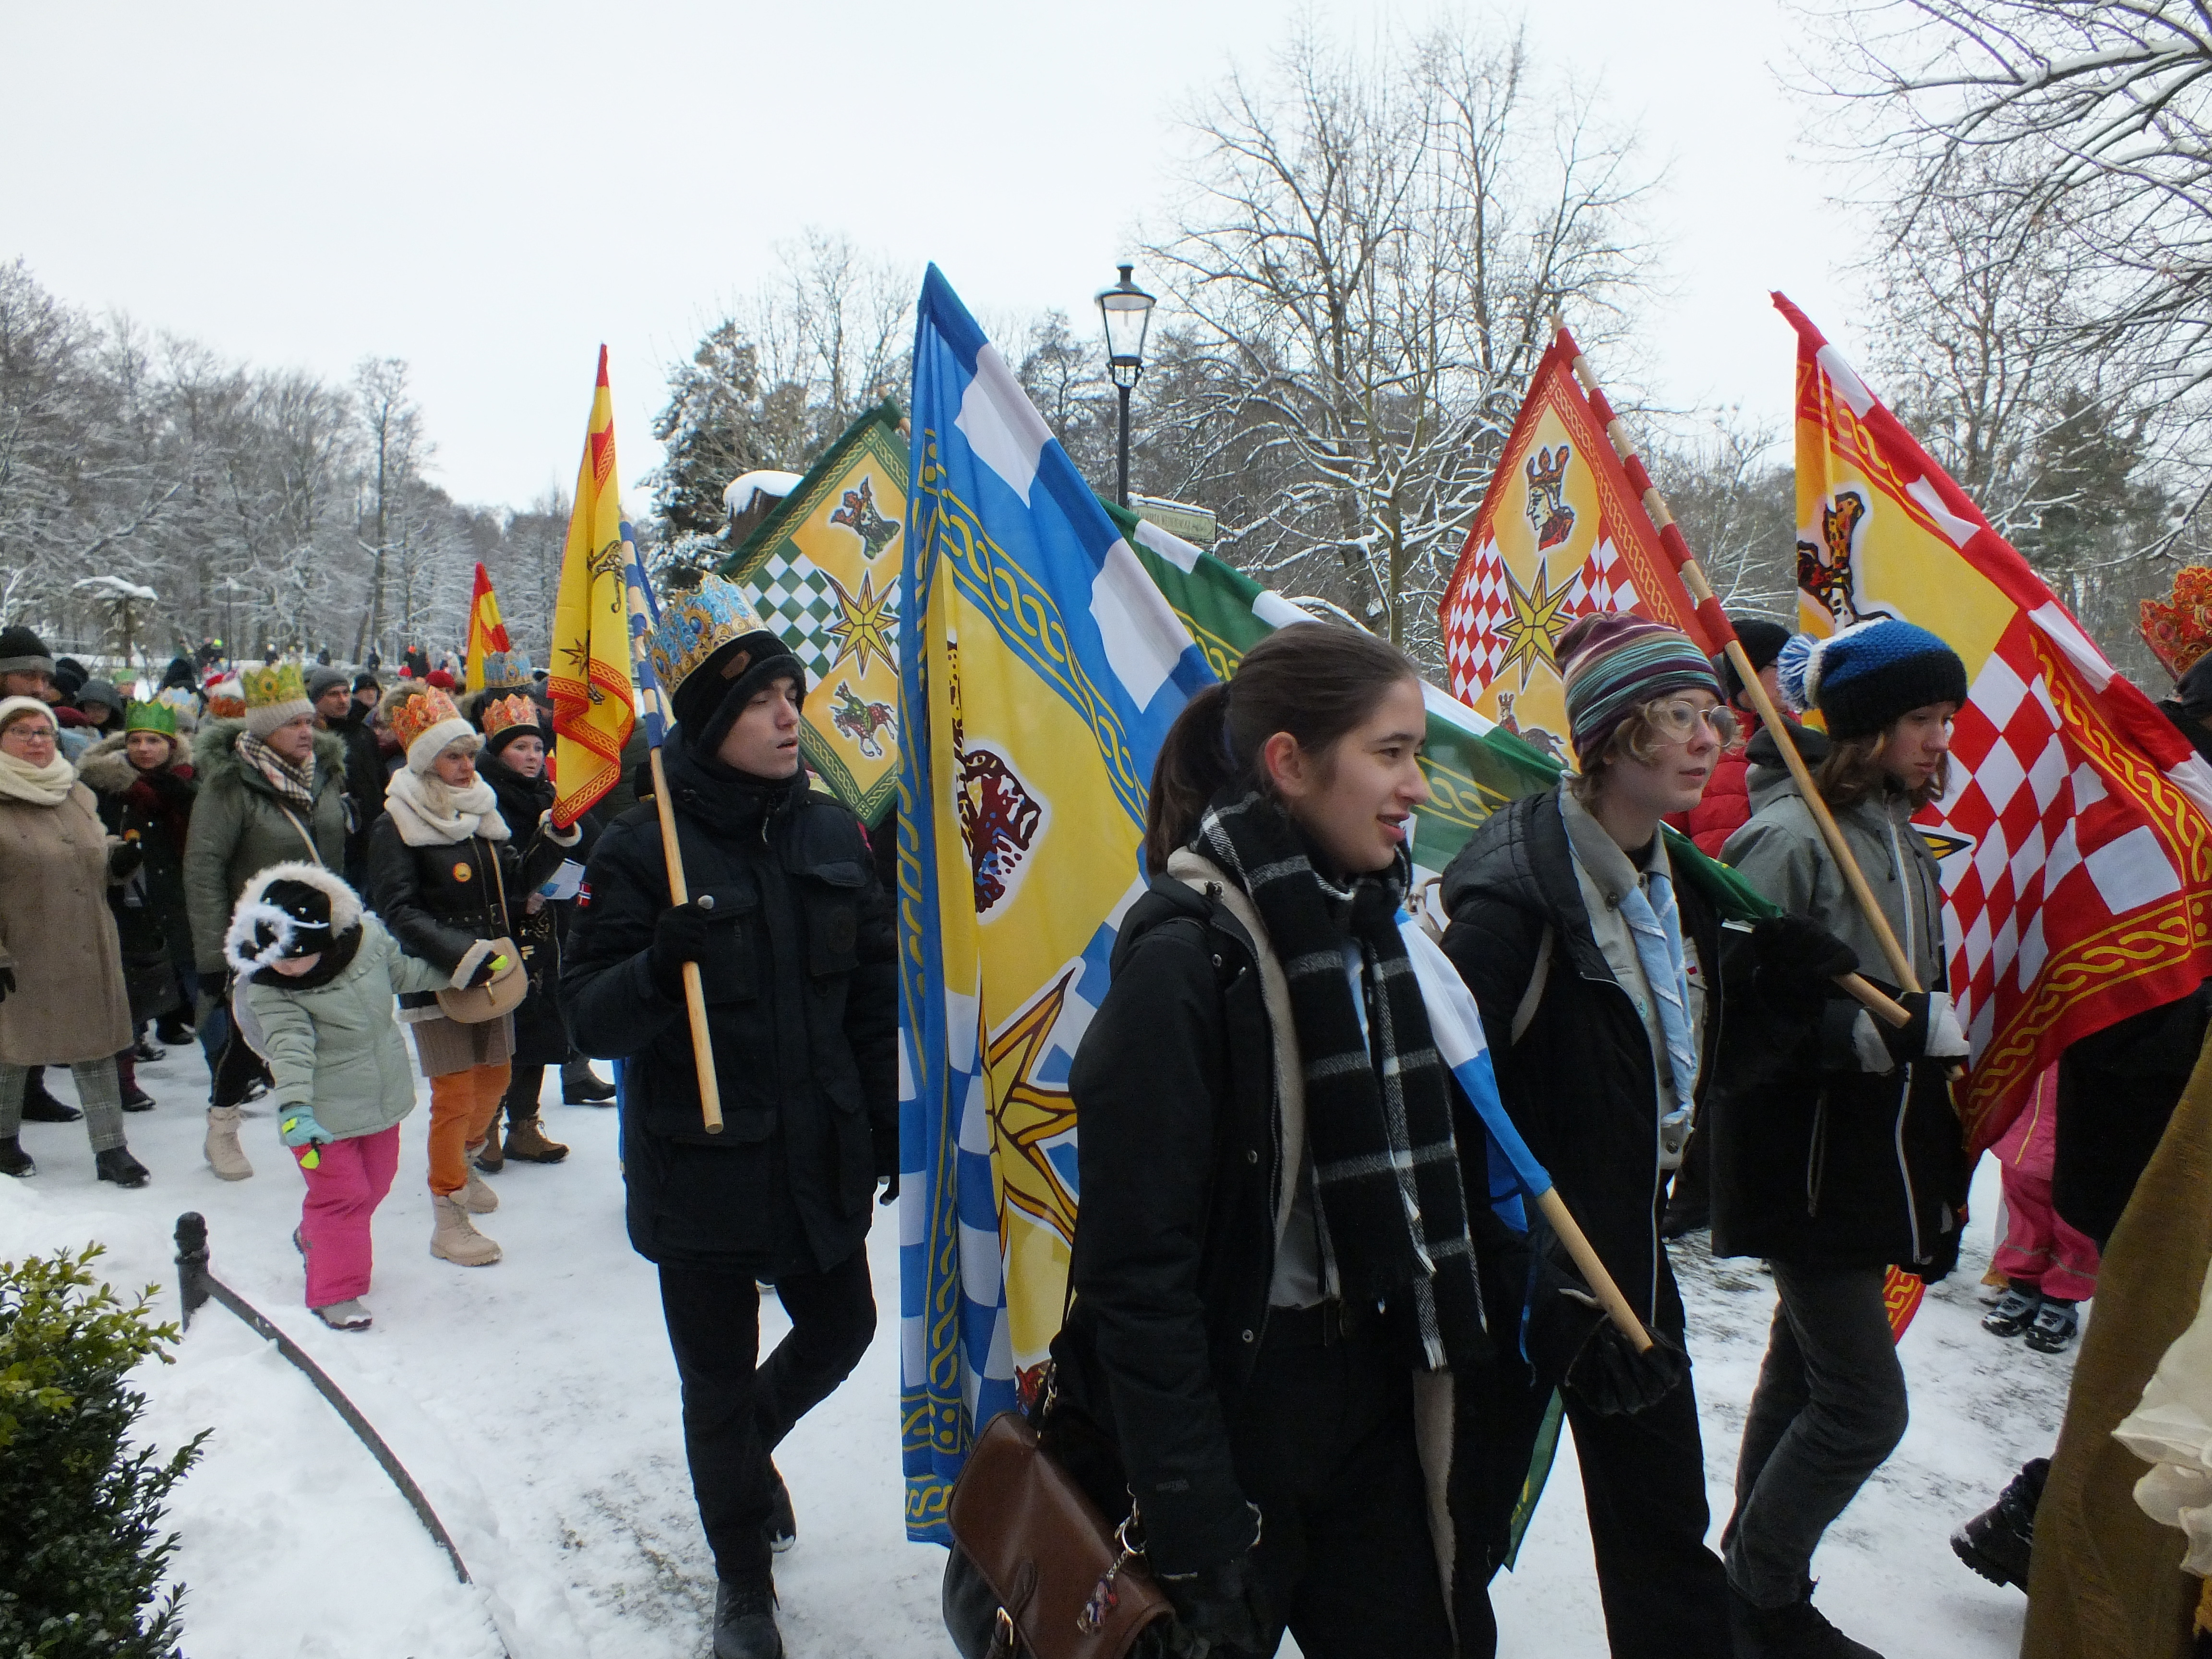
[1097,263,1154,507]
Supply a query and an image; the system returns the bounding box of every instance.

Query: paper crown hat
[205,678,246,719]
[478,649,534,690]
[2141,565,2212,681]
[241,661,308,709]
[646,577,792,716]
[124,700,178,737]
[480,693,542,744]
[390,685,466,753]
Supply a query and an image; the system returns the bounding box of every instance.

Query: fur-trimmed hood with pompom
[223,861,364,978]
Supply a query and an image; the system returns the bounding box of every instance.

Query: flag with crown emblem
[720,402,907,826]
[1439,331,1713,761]
[548,347,637,827]
[1779,292,2212,1156]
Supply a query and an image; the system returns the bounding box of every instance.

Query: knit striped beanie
[1553,612,1722,759]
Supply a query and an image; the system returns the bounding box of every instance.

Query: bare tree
[1645,409,1797,618]
[1144,19,1656,661]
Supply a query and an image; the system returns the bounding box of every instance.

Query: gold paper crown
[646,576,779,700]
[481,693,541,742]
[2140,565,2212,680]
[390,685,464,752]
[241,661,309,709]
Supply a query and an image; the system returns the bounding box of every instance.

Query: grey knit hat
[305,665,351,703]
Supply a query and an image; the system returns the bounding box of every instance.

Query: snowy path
[1,1049,2059,1657]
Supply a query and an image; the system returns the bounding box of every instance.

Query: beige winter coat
[0,782,133,1064]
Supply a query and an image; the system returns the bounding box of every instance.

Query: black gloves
[1750,914,1858,1003]
[1565,1322,1689,1416]
[108,840,144,880]
[649,902,712,1000]
[0,965,12,1005]
[1523,1224,1686,1415]
[1159,1524,1269,1655]
[874,1122,901,1205]
[464,948,505,988]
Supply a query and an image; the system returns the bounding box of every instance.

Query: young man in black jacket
[560,580,896,1659]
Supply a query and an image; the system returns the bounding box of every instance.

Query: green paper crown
[241,661,309,709]
[124,700,178,736]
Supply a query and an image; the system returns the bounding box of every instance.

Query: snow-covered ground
[2,1050,2063,1658]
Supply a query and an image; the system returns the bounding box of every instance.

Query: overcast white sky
[5,0,1871,515]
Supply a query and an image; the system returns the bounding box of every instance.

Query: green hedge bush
[0,1245,207,1659]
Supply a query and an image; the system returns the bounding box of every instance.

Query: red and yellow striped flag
[463,563,511,694]
[548,346,637,827]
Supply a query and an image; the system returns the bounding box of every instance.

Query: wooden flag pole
[1536,1189,1654,1353]
[643,745,724,1134]
[1555,324,1926,1023]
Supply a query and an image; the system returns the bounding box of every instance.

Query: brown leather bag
[947,1409,1173,1659]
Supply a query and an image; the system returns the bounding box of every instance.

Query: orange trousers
[426,1062,510,1196]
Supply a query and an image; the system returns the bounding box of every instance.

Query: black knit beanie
[679,635,806,756]
[0,626,55,681]
[1716,617,1792,704]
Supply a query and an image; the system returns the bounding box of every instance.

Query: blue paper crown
[646,576,780,700]
[479,649,534,689]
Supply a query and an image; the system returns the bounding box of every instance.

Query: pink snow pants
[1991,1071,2101,1302]
[292,1123,401,1310]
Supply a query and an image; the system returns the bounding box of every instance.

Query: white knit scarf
[383,767,509,848]
[0,746,78,807]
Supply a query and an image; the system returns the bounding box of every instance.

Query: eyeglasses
[1644,698,1740,747]
[1,725,57,746]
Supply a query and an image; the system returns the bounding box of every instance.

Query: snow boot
[0,1136,34,1178]
[1728,1585,1882,1658]
[473,1112,504,1174]
[766,1464,796,1553]
[1981,1284,2041,1338]
[21,1068,80,1123]
[504,1112,568,1165]
[313,1299,373,1331]
[712,1578,782,1659]
[1951,1458,2045,1591]
[562,1058,616,1104]
[430,1194,502,1266]
[2023,1298,2079,1353]
[96,1147,150,1189]
[155,1011,195,1046]
[460,1166,500,1213]
[204,1106,252,1180]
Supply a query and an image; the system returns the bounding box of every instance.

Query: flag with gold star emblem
[1440,329,1714,759]
[720,401,906,825]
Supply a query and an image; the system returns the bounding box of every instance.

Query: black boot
[712,1578,783,1659]
[0,1136,33,1178]
[562,1058,616,1104]
[121,1082,157,1112]
[766,1463,796,1554]
[155,1011,195,1046]
[1729,1585,1882,1658]
[20,1068,81,1123]
[1951,1458,2045,1590]
[96,1147,150,1189]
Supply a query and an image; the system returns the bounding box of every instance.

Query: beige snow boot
[460,1164,500,1213]
[430,1193,502,1266]
[204,1106,253,1181]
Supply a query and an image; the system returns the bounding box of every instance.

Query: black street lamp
[1097,264,1155,508]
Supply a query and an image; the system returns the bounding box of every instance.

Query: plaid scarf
[235,732,317,811]
[1196,789,1487,1370]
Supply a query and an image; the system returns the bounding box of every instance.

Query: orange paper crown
[481,693,541,742]
[2140,565,2212,680]
[390,685,465,752]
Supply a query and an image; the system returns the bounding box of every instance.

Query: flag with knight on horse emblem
[720,400,907,825]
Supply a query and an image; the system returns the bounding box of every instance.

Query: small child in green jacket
[225,863,497,1330]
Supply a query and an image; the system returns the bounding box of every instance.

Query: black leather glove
[1750,914,1858,998]
[1879,990,1935,1066]
[1565,1322,1689,1416]
[649,903,711,999]
[0,965,13,1005]
[1159,1530,1269,1656]
[108,840,144,880]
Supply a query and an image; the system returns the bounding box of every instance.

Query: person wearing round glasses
[0,697,150,1185]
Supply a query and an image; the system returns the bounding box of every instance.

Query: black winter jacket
[479,754,598,1066]
[1438,788,1724,1346]
[558,746,896,1278]
[332,704,387,871]
[364,790,572,1014]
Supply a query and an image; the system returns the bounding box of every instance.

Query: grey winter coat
[231,864,464,1140]
[183,719,348,974]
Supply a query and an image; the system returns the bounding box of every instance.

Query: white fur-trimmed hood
[223,861,364,976]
